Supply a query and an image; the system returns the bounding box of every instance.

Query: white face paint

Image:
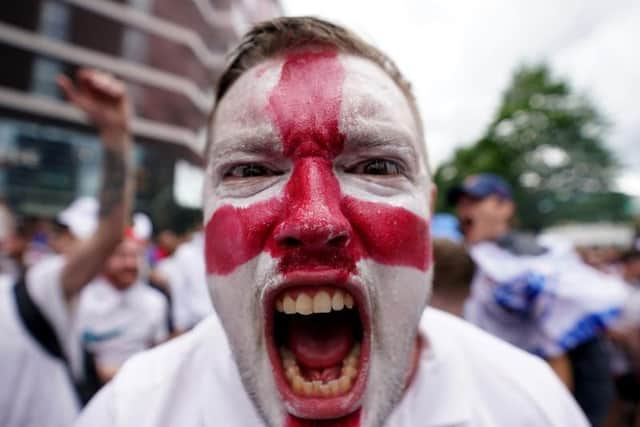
[204,49,433,427]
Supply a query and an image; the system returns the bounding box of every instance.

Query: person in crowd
[606,249,640,427]
[0,215,29,281]
[618,249,640,287]
[0,68,134,426]
[0,273,79,427]
[155,212,212,334]
[74,226,169,384]
[0,201,12,273]
[22,69,167,403]
[49,197,100,256]
[77,17,588,427]
[151,228,181,265]
[430,238,475,317]
[449,172,628,427]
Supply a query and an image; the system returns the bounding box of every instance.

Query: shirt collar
[385,309,473,426]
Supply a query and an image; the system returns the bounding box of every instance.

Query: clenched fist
[57,69,131,145]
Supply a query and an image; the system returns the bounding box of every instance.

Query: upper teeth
[276,289,354,315]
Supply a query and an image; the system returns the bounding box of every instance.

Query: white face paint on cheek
[208,255,286,426]
[357,262,432,427]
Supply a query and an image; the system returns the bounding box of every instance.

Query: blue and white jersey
[465,235,629,358]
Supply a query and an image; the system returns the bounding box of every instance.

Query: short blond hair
[209,16,426,160]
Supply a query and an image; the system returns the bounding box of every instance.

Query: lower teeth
[280,344,360,397]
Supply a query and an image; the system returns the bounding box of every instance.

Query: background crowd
[1,1,639,427]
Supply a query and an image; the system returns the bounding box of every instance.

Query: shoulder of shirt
[174,243,202,267]
[109,314,226,394]
[26,255,65,283]
[421,308,584,424]
[128,282,167,306]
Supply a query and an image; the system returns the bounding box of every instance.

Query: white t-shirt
[156,233,212,331]
[75,308,588,427]
[26,256,169,379]
[0,275,79,427]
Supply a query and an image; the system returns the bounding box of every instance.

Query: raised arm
[57,69,134,299]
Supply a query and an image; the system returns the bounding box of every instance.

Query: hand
[57,69,131,142]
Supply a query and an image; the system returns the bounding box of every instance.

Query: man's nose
[274,158,351,250]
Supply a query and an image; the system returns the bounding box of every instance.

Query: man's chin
[111,276,136,290]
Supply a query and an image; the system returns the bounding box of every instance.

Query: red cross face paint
[204,48,433,427]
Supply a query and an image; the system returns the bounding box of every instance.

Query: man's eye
[347,159,402,176]
[224,164,280,179]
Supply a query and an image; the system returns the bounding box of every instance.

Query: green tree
[434,64,629,230]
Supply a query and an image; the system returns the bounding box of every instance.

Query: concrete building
[0,0,280,227]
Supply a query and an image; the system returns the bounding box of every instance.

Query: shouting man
[450,173,627,427]
[77,17,588,427]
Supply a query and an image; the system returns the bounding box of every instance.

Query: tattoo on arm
[99,148,129,218]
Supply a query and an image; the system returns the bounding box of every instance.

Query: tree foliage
[434,64,629,230]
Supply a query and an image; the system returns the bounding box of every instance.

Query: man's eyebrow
[209,128,282,159]
[343,125,418,156]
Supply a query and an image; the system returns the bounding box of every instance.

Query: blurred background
[1,0,638,249]
[1,2,639,425]
[0,0,280,233]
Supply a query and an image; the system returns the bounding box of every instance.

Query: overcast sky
[281,0,640,196]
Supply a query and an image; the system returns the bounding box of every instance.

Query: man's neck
[404,333,426,394]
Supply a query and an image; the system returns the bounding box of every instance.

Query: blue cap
[447,173,513,206]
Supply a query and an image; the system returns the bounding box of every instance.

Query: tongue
[287,311,355,369]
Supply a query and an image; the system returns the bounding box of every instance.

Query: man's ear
[429,183,437,215]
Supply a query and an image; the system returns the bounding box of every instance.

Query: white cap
[132,212,152,241]
[57,197,98,239]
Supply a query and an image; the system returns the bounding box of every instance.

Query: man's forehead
[120,237,143,252]
[210,51,420,152]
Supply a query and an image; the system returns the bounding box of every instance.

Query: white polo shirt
[156,233,212,331]
[26,256,169,379]
[0,275,79,427]
[75,308,588,427]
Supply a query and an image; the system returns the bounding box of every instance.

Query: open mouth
[460,216,473,234]
[265,278,369,419]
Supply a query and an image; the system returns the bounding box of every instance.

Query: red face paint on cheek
[342,197,431,271]
[204,198,282,275]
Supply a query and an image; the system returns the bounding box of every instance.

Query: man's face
[456,194,513,244]
[103,238,141,290]
[156,230,179,256]
[204,48,433,427]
